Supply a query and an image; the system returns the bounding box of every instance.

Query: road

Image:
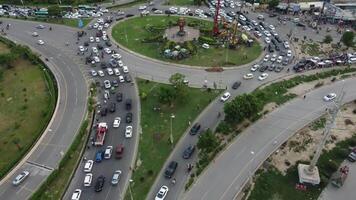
[181,78,356,200]
[0,19,88,200]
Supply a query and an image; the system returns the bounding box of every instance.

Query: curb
[108,15,265,71]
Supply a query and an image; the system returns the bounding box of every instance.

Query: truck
[95,122,108,146]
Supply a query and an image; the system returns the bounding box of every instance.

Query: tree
[48,5,61,17]
[268,0,280,9]
[169,73,188,100]
[158,86,176,106]
[323,35,333,44]
[193,0,202,5]
[197,129,219,154]
[224,94,262,124]
[341,31,355,47]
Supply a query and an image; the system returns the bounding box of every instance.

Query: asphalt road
[181,78,356,200]
[0,19,88,200]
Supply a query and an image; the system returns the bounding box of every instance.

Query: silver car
[12,171,30,186]
[111,170,122,185]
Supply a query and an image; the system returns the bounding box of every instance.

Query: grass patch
[249,133,356,200]
[309,117,326,131]
[301,43,323,56]
[4,16,92,28]
[0,40,57,180]
[112,16,262,67]
[126,79,221,200]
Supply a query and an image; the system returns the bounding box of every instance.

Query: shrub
[216,121,232,135]
[345,119,354,125]
[198,36,217,45]
[314,82,324,88]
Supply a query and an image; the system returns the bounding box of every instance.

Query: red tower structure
[213,0,221,35]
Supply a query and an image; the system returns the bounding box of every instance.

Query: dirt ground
[269,102,356,174]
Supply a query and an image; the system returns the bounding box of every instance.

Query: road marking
[26,161,54,171]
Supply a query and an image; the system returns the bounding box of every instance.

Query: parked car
[164,161,178,178]
[84,160,94,172]
[183,145,196,159]
[95,176,105,192]
[347,152,356,162]
[115,144,124,159]
[12,171,30,186]
[116,93,123,102]
[155,185,169,200]
[84,173,93,187]
[71,189,82,200]
[126,112,133,123]
[189,123,201,135]
[111,170,122,185]
[125,126,133,138]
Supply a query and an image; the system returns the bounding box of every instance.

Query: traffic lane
[182,78,356,200]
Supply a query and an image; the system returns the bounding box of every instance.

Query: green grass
[5,16,92,28]
[108,0,147,9]
[301,43,323,56]
[112,16,262,67]
[126,79,221,200]
[0,44,56,179]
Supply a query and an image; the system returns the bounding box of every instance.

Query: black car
[125,99,132,110]
[280,51,287,56]
[100,62,108,69]
[189,123,201,135]
[232,81,241,90]
[275,36,282,43]
[116,93,123,102]
[95,176,105,192]
[105,41,112,47]
[77,31,84,37]
[97,44,103,50]
[268,65,276,71]
[109,103,116,113]
[112,80,119,87]
[116,17,124,21]
[84,41,89,46]
[183,145,196,159]
[126,112,133,123]
[86,56,93,63]
[275,45,280,51]
[125,75,132,82]
[274,65,284,72]
[271,39,277,45]
[100,107,108,117]
[165,10,172,14]
[296,22,306,27]
[164,161,178,178]
[259,65,268,72]
[268,45,274,53]
[126,14,134,18]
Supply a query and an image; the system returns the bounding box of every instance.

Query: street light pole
[129,179,134,200]
[249,151,255,185]
[170,114,175,148]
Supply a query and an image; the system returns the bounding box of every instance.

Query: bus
[35,10,48,18]
[78,5,96,11]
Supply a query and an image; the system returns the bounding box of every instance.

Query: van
[104,146,113,159]
[115,144,124,159]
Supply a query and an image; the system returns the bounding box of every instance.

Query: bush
[142,34,164,43]
[216,121,232,135]
[345,119,354,125]
[314,82,324,88]
[325,160,339,174]
[198,36,217,45]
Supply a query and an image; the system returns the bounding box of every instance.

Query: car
[139,5,147,10]
[105,41,112,47]
[287,50,292,57]
[90,70,98,77]
[258,73,269,81]
[257,14,264,20]
[264,37,271,44]
[104,146,113,159]
[274,65,284,72]
[269,24,275,30]
[220,92,231,102]
[79,46,87,52]
[183,145,195,159]
[263,54,270,62]
[202,43,210,49]
[100,107,108,116]
[251,64,259,72]
[112,53,122,60]
[106,68,114,76]
[126,99,132,110]
[347,152,356,162]
[283,41,290,49]
[232,81,241,90]
[84,160,94,172]
[104,80,111,89]
[123,65,129,73]
[118,60,124,67]
[93,56,100,63]
[104,48,111,54]
[95,150,104,162]
[96,37,100,43]
[84,173,93,187]
[112,80,119,87]
[154,9,163,14]
[95,176,105,192]
[277,56,283,63]
[189,123,201,135]
[268,64,276,71]
[164,161,178,178]
[109,102,116,112]
[126,112,133,123]
[323,93,337,101]
[259,65,268,72]
[92,46,98,53]
[32,32,38,37]
[125,125,133,138]
[36,24,45,29]
[254,31,262,38]
[113,117,121,128]
[110,59,118,67]
[89,36,95,42]
[155,185,169,200]
[271,54,277,62]
[263,30,271,37]
[71,189,82,200]
[37,40,44,45]
[125,74,132,82]
[115,144,124,159]
[111,170,122,185]
[119,75,125,83]
[98,70,105,77]
[12,171,30,186]
[243,73,254,80]
[114,92,123,102]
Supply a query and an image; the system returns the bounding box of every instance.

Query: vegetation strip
[0,36,57,180]
[1,16,92,28]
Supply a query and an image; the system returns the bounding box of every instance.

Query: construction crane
[213,0,221,35]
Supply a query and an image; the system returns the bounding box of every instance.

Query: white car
[258,73,269,81]
[90,70,97,77]
[264,37,271,44]
[102,35,108,41]
[125,126,133,138]
[111,170,122,185]
[92,47,98,54]
[93,23,99,29]
[155,185,169,200]
[202,43,210,49]
[138,5,147,10]
[118,60,124,67]
[243,73,254,79]
[104,48,112,54]
[89,36,94,42]
[123,65,129,73]
[112,53,122,60]
[271,54,277,62]
[283,41,290,49]
[113,117,121,128]
[104,23,110,28]
[98,70,105,77]
[95,37,100,43]
[37,40,44,45]
[93,56,100,63]
[107,68,114,75]
[71,189,82,200]
[220,92,231,102]
[114,68,120,76]
[277,56,283,63]
[269,24,275,30]
[84,160,93,172]
[287,50,292,57]
[154,10,163,14]
[83,173,92,187]
[250,64,259,72]
[32,32,38,37]
[263,55,270,62]
[323,93,337,101]
[104,80,111,89]
[263,30,271,37]
[104,146,113,159]
[12,171,30,186]
[119,75,125,83]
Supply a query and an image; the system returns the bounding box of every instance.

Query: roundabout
[111,15,262,67]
